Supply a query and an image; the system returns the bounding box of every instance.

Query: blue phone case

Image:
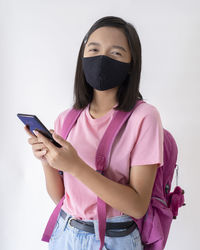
[17,113,62,148]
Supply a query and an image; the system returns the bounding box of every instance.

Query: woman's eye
[89,48,98,52]
[112,51,122,56]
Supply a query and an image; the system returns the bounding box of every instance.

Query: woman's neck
[90,88,118,113]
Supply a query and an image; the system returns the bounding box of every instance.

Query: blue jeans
[48,209,144,250]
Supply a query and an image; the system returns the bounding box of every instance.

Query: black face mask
[82,55,131,91]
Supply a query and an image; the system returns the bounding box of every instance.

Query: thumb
[52,132,67,147]
[49,129,54,134]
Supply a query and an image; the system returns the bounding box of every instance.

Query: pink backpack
[41,100,185,250]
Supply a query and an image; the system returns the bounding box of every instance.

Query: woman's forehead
[87,26,128,46]
[88,27,127,43]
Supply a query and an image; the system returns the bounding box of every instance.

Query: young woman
[25,16,163,250]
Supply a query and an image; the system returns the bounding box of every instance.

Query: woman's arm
[73,158,159,219]
[24,125,65,205]
[42,161,65,205]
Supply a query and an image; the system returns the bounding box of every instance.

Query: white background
[1,0,199,249]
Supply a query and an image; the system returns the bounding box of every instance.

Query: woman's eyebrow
[112,45,127,53]
[87,42,127,53]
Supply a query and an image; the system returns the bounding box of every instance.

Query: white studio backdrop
[0,0,199,249]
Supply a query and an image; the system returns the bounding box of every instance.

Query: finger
[24,125,36,138]
[35,148,48,158]
[52,132,67,147]
[28,137,39,145]
[49,129,54,134]
[33,130,56,151]
[32,143,47,151]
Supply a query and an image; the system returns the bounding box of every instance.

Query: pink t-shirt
[54,101,164,220]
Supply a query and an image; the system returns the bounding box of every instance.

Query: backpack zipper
[152,196,168,207]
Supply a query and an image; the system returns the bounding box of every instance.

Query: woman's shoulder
[136,100,161,115]
[129,100,162,123]
[54,107,73,129]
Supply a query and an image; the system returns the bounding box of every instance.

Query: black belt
[60,209,137,237]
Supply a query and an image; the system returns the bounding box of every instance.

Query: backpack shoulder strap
[60,108,84,139]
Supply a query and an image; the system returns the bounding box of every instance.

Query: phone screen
[17,113,62,148]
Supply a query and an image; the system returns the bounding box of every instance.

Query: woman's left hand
[33,129,81,174]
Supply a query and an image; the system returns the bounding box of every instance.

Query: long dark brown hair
[72,16,143,112]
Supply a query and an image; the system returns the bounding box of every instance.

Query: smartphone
[17,113,62,148]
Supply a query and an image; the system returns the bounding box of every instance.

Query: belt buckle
[68,217,75,228]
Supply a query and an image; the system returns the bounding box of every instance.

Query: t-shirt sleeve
[54,109,71,137]
[130,106,164,168]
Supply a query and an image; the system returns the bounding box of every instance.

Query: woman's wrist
[70,157,87,177]
[41,158,51,168]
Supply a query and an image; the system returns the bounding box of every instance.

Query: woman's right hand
[24,125,54,164]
